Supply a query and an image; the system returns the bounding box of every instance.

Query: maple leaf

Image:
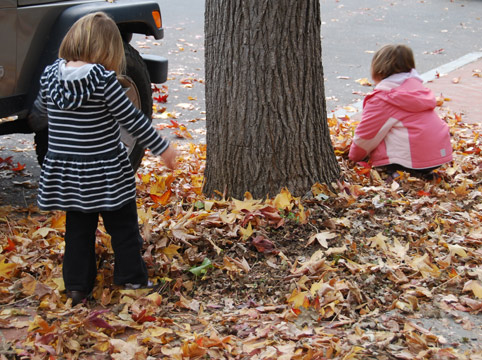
[307,231,337,248]
[162,244,181,260]
[28,315,56,334]
[239,222,253,240]
[2,238,16,252]
[287,289,310,308]
[0,258,17,279]
[251,235,279,254]
[150,189,172,205]
[85,310,114,330]
[273,188,294,210]
[189,258,213,276]
[173,125,193,139]
[12,162,26,171]
[367,232,388,252]
[154,94,168,103]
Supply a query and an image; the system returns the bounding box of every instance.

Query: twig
[432,274,461,290]
[0,295,36,308]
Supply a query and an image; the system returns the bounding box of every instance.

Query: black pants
[63,200,147,293]
[380,164,439,178]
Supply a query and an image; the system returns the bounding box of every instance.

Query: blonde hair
[371,44,415,81]
[59,12,125,74]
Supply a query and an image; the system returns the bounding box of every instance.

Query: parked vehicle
[0,0,168,170]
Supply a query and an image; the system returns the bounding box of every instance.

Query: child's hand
[161,144,179,170]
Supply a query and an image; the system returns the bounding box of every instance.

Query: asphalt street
[1,0,482,206]
[139,0,482,143]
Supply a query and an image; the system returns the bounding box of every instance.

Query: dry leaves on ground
[0,108,481,359]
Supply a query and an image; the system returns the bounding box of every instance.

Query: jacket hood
[46,59,104,110]
[371,69,436,113]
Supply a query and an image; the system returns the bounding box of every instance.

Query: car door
[0,0,17,98]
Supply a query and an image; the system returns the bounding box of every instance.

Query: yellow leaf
[287,289,309,308]
[28,315,56,334]
[239,222,253,240]
[93,341,111,352]
[50,213,66,230]
[0,258,17,279]
[355,77,372,86]
[162,244,181,260]
[463,280,482,299]
[298,203,308,224]
[342,345,365,360]
[141,172,151,184]
[273,188,293,210]
[233,198,262,213]
[51,277,65,292]
[137,207,152,225]
[447,244,468,258]
[310,280,324,296]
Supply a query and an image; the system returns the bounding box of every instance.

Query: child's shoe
[66,290,89,306]
[124,280,161,291]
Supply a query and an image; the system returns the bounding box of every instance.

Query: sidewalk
[424,55,482,124]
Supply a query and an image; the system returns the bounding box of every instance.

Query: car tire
[122,42,153,171]
[34,42,153,171]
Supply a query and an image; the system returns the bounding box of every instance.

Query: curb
[331,52,482,119]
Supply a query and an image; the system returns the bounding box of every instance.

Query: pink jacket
[349,70,453,169]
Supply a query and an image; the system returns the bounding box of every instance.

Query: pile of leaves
[0,108,481,359]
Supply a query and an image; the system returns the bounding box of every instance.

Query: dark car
[0,0,168,169]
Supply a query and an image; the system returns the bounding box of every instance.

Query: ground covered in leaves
[0,108,481,359]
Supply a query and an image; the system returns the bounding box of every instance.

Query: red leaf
[151,190,172,206]
[417,190,431,197]
[3,238,16,253]
[12,162,26,171]
[251,236,279,255]
[154,94,168,103]
[355,168,371,176]
[85,310,114,329]
[0,156,12,164]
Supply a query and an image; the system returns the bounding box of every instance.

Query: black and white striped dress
[35,59,169,212]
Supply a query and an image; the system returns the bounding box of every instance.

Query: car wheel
[34,42,153,171]
[122,42,153,171]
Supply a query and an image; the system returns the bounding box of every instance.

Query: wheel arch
[27,1,163,111]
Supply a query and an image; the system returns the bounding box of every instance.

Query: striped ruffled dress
[35,59,169,212]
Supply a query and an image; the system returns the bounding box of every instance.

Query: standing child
[33,12,177,305]
[349,44,453,178]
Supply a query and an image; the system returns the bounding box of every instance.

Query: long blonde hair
[59,12,125,74]
[371,44,415,81]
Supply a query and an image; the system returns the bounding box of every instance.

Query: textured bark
[203,0,340,199]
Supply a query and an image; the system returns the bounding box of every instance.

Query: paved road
[1,0,482,206]
[138,0,482,143]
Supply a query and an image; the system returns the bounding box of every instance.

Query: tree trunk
[203,0,340,199]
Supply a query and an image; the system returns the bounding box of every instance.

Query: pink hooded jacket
[349,70,453,169]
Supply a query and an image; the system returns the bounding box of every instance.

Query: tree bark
[203,0,340,199]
